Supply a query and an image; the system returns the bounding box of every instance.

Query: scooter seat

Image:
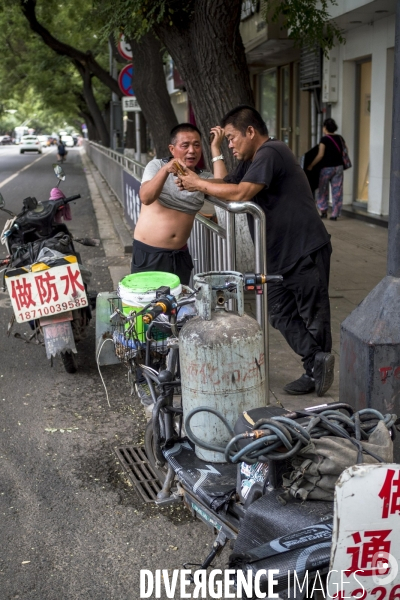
[162,439,237,513]
[231,488,332,595]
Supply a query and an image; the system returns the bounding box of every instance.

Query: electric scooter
[0,164,98,372]
[111,270,398,598]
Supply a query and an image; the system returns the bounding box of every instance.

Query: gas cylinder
[179,271,266,462]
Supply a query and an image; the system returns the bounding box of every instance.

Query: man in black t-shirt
[178,105,334,397]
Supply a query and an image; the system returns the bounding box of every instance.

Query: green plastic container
[117,272,182,341]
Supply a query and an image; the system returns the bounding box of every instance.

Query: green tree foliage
[98,0,344,165]
[0,0,111,136]
[99,0,343,52]
[264,0,345,55]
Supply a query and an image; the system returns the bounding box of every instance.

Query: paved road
[0,145,391,599]
[0,147,219,600]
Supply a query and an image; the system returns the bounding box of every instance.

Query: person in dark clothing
[57,140,67,162]
[307,118,347,220]
[177,105,334,396]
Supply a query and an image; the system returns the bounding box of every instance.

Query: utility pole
[340,0,400,459]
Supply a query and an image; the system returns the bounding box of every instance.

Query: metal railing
[83,140,269,393]
[83,140,145,205]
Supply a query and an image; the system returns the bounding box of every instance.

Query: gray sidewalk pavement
[265,217,387,410]
[83,150,387,411]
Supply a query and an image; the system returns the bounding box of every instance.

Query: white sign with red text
[329,464,400,600]
[6,263,88,323]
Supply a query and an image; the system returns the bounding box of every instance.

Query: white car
[37,135,49,146]
[20,135,42,154]
[61,135,74,147]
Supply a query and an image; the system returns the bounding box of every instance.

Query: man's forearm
[212,159,228,180]
[140,168,169,204]
[191,179,249,202]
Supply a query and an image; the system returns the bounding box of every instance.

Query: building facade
[240,0,396,217]
[166,0,396,217]
[325,0,395,215]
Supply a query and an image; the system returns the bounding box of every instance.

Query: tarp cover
[282,420,393,501]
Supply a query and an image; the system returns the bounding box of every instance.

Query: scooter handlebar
[243,272,283,291]
[142,295,178,324]
[142,302,169,325]
[64,194,81,203]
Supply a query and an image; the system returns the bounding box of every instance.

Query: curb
[341,207,388,228]
[84,154,134,253]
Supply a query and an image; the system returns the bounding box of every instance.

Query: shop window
[259,69,277,138]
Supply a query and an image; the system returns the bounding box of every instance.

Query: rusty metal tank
[179,272,266,462]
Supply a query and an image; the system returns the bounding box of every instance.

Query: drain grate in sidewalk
[114,446,162,502]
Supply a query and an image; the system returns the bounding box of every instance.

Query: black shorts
[131,239,194,286]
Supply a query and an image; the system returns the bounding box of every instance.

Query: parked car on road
[1,135,13,145]
[61,135,74,147]
[38,135,49,146]
[19,135,42,154]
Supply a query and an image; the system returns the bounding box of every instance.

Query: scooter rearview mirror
[0,193,5,209]
[53,163,66,181]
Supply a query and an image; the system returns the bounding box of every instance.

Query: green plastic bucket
[117,272,182,341]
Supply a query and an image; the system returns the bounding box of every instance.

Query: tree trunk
[129,33,178,157]
[140,112,147,154]
[155,0,254,170]
[75,61,110,146]
[155,0,255,271]
[125,116,135,149]
[79,110,98,141]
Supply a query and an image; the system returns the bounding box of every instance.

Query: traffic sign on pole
[118,34,133,61]
[122,96,141,112]
[118,65,134,96]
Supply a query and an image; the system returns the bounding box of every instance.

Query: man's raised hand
[164,158,185,175]
[177,169,201,192]
[210,126,225,151]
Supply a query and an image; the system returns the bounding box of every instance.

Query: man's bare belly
[134,201,196,249]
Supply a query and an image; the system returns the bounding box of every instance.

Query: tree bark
[78,110,98,141]
[20,0,122,98]
[129,33,178,157]
[155,0,254,170]
[75,61,110,146]
[76,92,99,140]
[155,0,255,271]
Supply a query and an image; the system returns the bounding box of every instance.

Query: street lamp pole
[388,0,400,278]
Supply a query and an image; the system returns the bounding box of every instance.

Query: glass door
[259,69,277,138]
[280,65,291,145]
[355,60,372,204]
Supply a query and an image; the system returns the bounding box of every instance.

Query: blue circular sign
[118,65,134,96]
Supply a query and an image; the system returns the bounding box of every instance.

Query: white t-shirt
[141,158,213,215]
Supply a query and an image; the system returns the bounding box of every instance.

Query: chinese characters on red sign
[346,530,391,576]
[7,264,87,323]
[344,470,400,578]
[378,469,400,519]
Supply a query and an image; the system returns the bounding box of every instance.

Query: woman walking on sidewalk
[307,118,346,221]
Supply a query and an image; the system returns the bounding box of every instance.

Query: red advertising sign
[6,263,88,323]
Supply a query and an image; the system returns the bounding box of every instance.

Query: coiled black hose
[184,406,397,465]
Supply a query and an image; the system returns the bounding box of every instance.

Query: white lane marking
[0,150,55,190]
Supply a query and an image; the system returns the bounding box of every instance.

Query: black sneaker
[313,352,335,396]
[135,382,153,406]
[284,374,315,395]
